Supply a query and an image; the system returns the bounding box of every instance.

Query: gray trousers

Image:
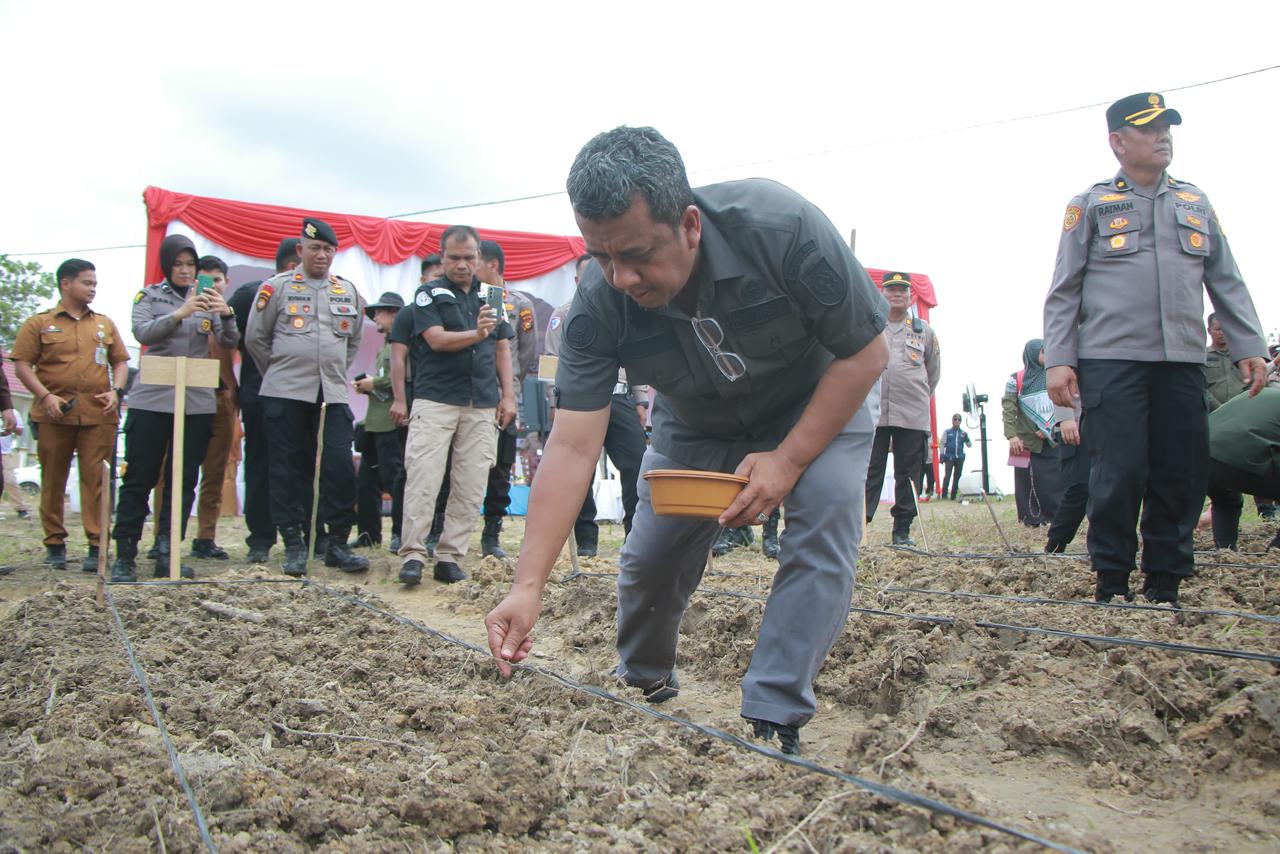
[616,390,878,727]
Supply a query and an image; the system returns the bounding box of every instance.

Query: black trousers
[113,409,213,544]
[1047,440,1091,547]
[239,400,276,550]
[914,460,936,495]
[262,396,357,532]
[572,394,648,544]
[1080,360,1207,577]
[864,426,927,523]
[482,428,520,518]
[356,428,405,541]
[941,458,964,498]
[1013,444,1063,526]
[1208,457,1280,549]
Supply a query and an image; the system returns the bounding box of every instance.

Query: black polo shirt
[391,278,514,407]
[229,281,263,403]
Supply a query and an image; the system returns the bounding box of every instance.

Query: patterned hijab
[1020,339,1047,398]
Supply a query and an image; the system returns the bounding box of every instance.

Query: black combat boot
[433,561,467,583]
[1095,570,1134,603]
[43,543,67,570]
[426,512,444,557]
[81,545,101,573]
[324,528,369,573]
[153,538,195,579]
[1142,571,1182,606]
[761,509,781,559]
[891,518,916,547]
[280,526,308,577]
[481,515,507,558]
[712,526,738,557]
[746,717,801,755]
[191,538,229,559]
[110,540,138,583]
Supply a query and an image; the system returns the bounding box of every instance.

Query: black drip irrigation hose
[107,578,305,587]
[885,544,1280,571]
[305,580,1085,854]
[104,586,220,854]
[563,572,1280,665]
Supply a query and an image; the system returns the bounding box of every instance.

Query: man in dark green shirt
[1207,387,1280,550]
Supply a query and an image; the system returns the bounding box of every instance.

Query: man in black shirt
[393,226,516,585]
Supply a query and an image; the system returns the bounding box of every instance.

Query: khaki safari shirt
[129,282,239,415]
[245,270,366,405]
[554,178,888,470]
[1044,170,1264,369]
[12,301,130,425]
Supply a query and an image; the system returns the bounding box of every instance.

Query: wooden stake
[306,403,327,574]
[96,461,110,607]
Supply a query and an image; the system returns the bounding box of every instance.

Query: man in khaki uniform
[13,258,130,572]
[245,217,368,577]
[863,271,940,545]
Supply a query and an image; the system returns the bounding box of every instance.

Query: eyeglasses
[691,315,746,383]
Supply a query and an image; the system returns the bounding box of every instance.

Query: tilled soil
[0,509,1277,852]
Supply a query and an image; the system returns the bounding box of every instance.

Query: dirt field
[1,499,1277,852]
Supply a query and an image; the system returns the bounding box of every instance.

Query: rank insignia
[293,273,304,282]
[1190,232,1205,249]
[1063,205,1082,232]
[1110,235,1127,250]
[1116,179,1128,189]
[133,290,146,304]
[1098,193,1127,202]
[291,316,306,329]
[519,307,534,333]
[1177,191,1202,202]
[288,304,298,315]
[305,222,317,238]
[1109,217,1129,230]
[330,284,346,295]
[199,319,212,333]
[44,325,59,333]
[1187,214,1203,227]
[290,284,307,292]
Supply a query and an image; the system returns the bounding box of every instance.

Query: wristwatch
[113,387,125,400]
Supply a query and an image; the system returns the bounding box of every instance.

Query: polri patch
[291,316,306,329]
[199,318,212,333]
[565,315,597,349]
[415,291,432,307]
[1063,205,1082,231]
[256,283,274,311]
[1110,235,1127,250]
[1108,217,1129,230]
[1189,232,1205,249]
[133,290,146,304]
[519,307,534,333]
[800,257,845,306]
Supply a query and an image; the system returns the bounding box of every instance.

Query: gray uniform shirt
[503,287,539,392]
[245,270,366,404]
[128,281,239,415]
[554,178,888,469]
[1044,170,1264,368]
[877,317,939,431]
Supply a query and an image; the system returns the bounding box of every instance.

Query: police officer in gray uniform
[486,127,889,755]
[245,218,369,576]
[1044,92,1267,605]
[111,234,240,581]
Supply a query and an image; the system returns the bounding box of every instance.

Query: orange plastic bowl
[643,469,749,519]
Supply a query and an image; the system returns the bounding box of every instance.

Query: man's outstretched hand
[485,587,542,678]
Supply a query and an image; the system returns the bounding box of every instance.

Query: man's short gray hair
[566,126,694,229]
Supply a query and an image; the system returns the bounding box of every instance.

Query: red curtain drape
[143,186,585,285]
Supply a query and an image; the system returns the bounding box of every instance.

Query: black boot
[711,526,738,557]
[281,526,308,577]
[426,513,444,557]
[481,515,507,558]
[761,509,781,559]
[433,561,467,583]
[1095,570,1133,603]
[153,538,195,579]
[746,717,801,755]
[1044,539,1067,554]
[191,538,229,560]
[891,519,916,547]
[324,528,369,573]
[81,545,101,573]
[43,543,67,570]
[1142,572,1181,606]
[399,559,424,585]
[110,540,138,583]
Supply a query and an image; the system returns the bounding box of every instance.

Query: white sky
[3,0,1277,490]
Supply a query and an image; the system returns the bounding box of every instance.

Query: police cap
[1106,93,1182,132]
[881,271,912,290]
[302,217,339,247]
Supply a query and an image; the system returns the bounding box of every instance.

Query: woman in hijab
[1002,339,1064,527]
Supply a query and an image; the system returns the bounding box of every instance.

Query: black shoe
[1095,570,1134,603]
[1142,572,1182,606]
[347,532,379,550]
[280,527,308,577]
[388,534,401,552]
[711,527,738,557]
[1258,505,1279,521]
[746,717,801,755]
[246,545,272,563]
[433,561,467,583]
[577,543,598,558]
[1044,540,1067,554]
[481,516,507,558]
[638,672,679,704]
[17,508,30,519]
[110,557,137,583]
[154,555,195,579]
[43,544,67,570]
[891,531,917,547]
[191,539,229,560]
[81,545,101,573]
[399,559,424,585]
[761,509,781,559]
[324,530,370,573]
[146,541,162,560]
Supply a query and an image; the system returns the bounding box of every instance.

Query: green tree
[0,256,57,348]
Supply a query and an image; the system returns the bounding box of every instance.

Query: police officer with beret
[486,126,889,755]
[110,234,240,581]
[863,271,939,546]
[245,218,369,576]
[1044,92,1267,606]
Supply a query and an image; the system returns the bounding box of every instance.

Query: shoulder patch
[133,290,146,304]
[430,287,454,299]
[565,315,597,350]
[800,256,845,306]
[548,315,562,331]
[255,283,274,311]
[415,291,432,307]
[1063,205,1082,232]
[518,307,534,333]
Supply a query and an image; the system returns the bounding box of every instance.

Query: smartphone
[196,273,214,294]
[59,398,78,414]
[483,284,505,315]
